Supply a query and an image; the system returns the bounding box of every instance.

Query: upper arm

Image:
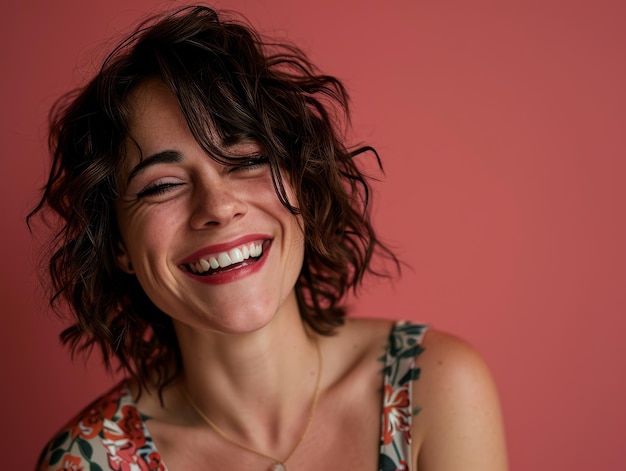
[412,329,508,471]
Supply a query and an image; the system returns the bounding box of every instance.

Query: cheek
[286,215,306,270]
[116,205,182,264]
[291,216,306,248]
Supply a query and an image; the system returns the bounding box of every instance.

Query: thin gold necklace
[182,337,323,471]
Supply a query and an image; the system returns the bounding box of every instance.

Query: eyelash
[229,155,270,172]
[135,182,183,198]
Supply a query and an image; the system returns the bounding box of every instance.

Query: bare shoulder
[417,329,495,389]
[412,329,508,471]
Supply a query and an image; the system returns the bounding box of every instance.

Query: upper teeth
[188,242,263,274]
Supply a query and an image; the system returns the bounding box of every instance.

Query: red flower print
[106,440,150,471]
[381,383,411,445]
[147,452,166,471]
[56,454,84,471]
[119,404,147,448]
[70,386,124,439]
[100,387,126,415]
[71,407,103,439]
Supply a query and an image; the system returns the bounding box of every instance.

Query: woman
[32,6,507,471]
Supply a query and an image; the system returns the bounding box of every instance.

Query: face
[115,79,305,335]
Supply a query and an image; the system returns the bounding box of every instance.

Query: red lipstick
[179,236,271,285]
[178,234,270,264]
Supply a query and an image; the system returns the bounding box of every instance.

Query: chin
[211,315,274,336]
[203,301,281,335]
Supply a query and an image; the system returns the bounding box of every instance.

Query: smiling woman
[29,5,507,471]
[114,79,305,333]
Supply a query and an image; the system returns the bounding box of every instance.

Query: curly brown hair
[28,5,398,391]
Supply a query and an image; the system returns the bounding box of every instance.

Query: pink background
[2,0,624,469]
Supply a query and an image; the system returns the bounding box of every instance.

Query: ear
[116,241,134,274]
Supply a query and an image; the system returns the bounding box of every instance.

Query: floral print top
[379,322,428,471]
[37,322,428,471]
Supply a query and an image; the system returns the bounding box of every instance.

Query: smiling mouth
[183,240,268,276]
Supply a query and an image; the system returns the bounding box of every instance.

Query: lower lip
[182,242,271,285]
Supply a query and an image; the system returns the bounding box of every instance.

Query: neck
[172,291,321,448]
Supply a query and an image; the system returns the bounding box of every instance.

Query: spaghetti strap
[378,321,429,471]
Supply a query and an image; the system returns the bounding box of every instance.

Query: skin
[111,79,508,470]
[115,80,305,336]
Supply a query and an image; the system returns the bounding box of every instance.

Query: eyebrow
[126,150,182,185]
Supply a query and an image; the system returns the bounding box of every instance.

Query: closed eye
[228,155,270,173]
[136,181,184,198]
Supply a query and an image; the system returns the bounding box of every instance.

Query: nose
[189,177,248,229]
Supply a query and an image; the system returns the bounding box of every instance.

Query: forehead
[126,79,189,148]
[119,79,264,180]
[115,80,186,184]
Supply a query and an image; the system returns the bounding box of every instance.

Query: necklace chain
[182,337,323,470]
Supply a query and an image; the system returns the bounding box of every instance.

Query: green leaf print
[49,448,65,466]
[90,462,104,471]
[399,367,421,386]
[399,344,424,359]
[77,437,93,459]
[50,430,70,450]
